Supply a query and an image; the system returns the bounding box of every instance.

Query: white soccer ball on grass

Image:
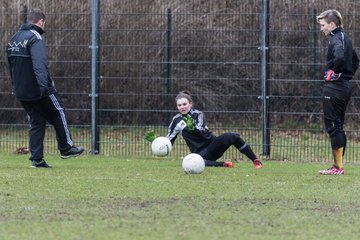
[182,153,205,174]
[151,137,172,157]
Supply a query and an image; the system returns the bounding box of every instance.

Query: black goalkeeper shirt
[167,108,215,154]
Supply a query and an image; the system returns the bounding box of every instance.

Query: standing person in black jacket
[7,8,84,168]
[145,91,263,169]
[317,10,359,175]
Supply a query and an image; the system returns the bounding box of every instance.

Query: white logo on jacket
[8,40,28,51]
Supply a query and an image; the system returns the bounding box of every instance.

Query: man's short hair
[316,10,343,27]
[28,8,46,24]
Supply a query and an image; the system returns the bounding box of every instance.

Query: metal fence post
[166,8,173,125]
[90,0,100,154]
[261,0,270,156]
[22,5,28,24]
[311,9,319,123]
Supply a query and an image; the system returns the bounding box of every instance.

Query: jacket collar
[330,27,343,36]
[20,24,45,35]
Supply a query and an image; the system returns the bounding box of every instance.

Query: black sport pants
[322,82,352,150]
[21,93,73,161]
[198,132,256,162]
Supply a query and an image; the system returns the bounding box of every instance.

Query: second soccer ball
[182,153,205,174]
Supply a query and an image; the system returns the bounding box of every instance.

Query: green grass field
[1,153,360,240]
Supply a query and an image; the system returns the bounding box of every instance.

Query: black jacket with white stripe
[7,24,56,101]
[327,27,359,80]
[167,108,215,154]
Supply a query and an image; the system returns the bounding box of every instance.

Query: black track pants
[21,93,73,160]
[322,82,352,149]
[198,132,256,162]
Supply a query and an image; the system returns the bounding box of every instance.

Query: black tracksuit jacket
[325,27,359,84]
[7,24,56,101]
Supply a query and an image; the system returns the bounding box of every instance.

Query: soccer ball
[151,137,172,156]
[182,153,205,174]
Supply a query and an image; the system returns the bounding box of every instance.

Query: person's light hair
[316,10,343,28]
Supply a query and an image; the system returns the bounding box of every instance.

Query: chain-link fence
[1,0,359,162]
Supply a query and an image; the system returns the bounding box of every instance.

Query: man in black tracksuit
[317,10,359,175]
[7,8,84,168]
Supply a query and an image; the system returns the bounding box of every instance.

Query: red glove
[324,70,341,81]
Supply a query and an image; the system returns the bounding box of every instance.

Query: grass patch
[1,153,360,239]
